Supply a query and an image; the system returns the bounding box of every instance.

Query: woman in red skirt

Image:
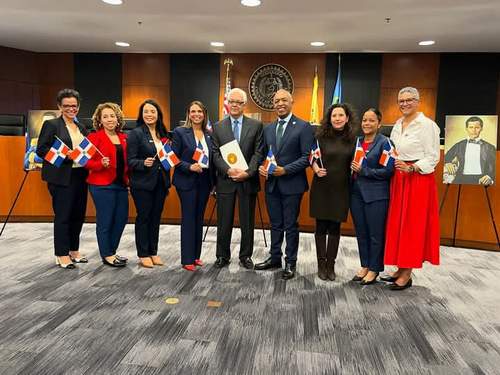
[382,87,441,290]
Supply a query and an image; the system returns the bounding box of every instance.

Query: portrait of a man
[443,115,497,185]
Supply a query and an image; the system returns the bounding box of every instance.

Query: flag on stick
[44,138,71,167]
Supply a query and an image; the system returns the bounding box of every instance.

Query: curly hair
[318,103,358,142]
[92,102,125,131]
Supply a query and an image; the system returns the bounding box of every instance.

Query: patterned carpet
[0,223,499,375]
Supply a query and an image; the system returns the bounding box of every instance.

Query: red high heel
[182,264,196,272]
[194,259,203,267]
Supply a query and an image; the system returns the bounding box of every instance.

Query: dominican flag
[353,138,366,166]
[206,118,213,133]
[44,138,71,167]
[309,140,322,165]
[192,140,209,168]
[262,148,277,174]
[69,137,98,167]
[158,142,180,171]
[379,139,396,167]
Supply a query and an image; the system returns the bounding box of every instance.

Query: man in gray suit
[211,88,264,269]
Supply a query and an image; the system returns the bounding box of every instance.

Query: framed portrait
[24,110,60,171]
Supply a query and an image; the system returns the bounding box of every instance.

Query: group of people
[36,85,441,290]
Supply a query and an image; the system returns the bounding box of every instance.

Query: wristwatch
[408,165,415,173]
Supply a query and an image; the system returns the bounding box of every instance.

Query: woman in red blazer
[86,102,129,267]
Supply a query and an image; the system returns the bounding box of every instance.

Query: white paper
[220,140,249,170]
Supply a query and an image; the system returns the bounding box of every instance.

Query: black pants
[131,173,168,257]
[48,168,88,256]
[216,188,256,260]
[315,219,340,236]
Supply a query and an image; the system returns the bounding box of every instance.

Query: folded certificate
[220,140,249,170]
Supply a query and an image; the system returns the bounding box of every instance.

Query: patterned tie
[233,119,240,143]
[276,119,286,148]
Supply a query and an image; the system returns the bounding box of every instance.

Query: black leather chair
[0,115,25,136]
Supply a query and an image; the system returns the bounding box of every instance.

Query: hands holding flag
[309,140,327,177]
[259,146,286,178]
[44,136,102,168]
[191,141,209,173]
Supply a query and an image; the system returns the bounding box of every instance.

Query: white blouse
[390,112,441,174]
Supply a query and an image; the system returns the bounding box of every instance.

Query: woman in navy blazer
[127,99,171,268]
[350,108,394,285]
[171,101,214,271]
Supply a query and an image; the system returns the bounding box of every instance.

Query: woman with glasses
[382,87,441,290]
[36,88,89,269]
[86,102,129,267]
[127,99,171,268]
[171,101,214,271]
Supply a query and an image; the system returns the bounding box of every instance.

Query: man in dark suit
[444,116,496,185]
[211,88,264,269]
[254,89,314,279]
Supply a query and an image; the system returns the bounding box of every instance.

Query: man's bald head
[273,89,293,118]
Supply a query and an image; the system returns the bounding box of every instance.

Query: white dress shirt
[390,112,441,174]
[463,138,482,175]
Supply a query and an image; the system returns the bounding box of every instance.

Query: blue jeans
[89,184,129,258]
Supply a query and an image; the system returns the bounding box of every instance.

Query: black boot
[326,234,340,281]
[314,234,328,280]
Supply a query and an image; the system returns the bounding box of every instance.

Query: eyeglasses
[228,100,245,106]
[398,98,417,105]
[61,104,79,109]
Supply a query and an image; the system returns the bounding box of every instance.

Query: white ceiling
[0,0,499,53]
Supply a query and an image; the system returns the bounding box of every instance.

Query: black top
[113,144,125,186]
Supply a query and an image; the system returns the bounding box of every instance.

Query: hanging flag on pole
[262,147,277,175]
[222,58,234,118]
[192,140,209,168]
[69,137,98,167]
[331,54,342,105]
[157,142,180,171]
[44,137,71,167]
[309,66,320,124]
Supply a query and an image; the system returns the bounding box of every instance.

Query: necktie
[233,119,240,143]
[468,139,481,144]
[276,119,286,148]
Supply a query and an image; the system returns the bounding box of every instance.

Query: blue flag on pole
[331,54,342,104]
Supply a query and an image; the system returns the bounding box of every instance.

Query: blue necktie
[233,119,240,143]
[276,119,286,148]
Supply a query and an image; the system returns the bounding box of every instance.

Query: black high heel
[102,257,126,267]
[360,272,379,285]
[389,278,412,290]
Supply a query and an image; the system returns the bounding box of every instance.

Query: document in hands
[220,140,249,170]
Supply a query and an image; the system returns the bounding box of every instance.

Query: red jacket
[86,129,129,186]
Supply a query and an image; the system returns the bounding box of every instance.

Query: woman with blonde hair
[86,102,129,267]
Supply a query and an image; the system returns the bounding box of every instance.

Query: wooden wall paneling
[379,53,440,123]
[122,54,170,124]
[36,53,74,109]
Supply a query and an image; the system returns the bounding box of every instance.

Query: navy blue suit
[172,126,214,265]
[350,133,394,272]
[263,114,314,266]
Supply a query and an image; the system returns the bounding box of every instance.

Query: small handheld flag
[69,137,98,167]
[158,142,180,171]
[309,140,322,166]
[353,138,366,166]
[192,141,209,168]
[44,138,71,167]
[379,139,396,167]
[262,148,277,175]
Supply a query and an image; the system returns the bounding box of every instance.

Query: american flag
[223,73,231,116]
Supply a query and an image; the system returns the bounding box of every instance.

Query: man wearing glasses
[211,88,264,269]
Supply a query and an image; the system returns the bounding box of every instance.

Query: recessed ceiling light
[210,42,225,47]
[102,0,123,5]
[115,41,130,47]
[241,0,261,7]
[418,40,435,46]
[310,41,325,47]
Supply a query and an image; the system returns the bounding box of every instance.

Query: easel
[202,193,268,247]
[0,170,30,237]
[439,183,500,249]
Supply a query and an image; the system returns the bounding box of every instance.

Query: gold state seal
[227,153,238,164]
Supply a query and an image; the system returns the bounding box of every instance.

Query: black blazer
[351,133,394,203]
[444,138,496,181]
[211,115,264,194]
[36,117,89,186]
[263,114,314,195]
[127,124,171,191]
[171,126,215,191]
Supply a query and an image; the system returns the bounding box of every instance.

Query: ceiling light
[310,41,325,47]
[115,41,130,47]
[210,42,225,47]
[241,0,261,6]
[102,0,123,5]
[418,40,435,46]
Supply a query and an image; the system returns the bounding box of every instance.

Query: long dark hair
[318,103,357,142]
[184,100,208,132]
[136,99,168,138]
